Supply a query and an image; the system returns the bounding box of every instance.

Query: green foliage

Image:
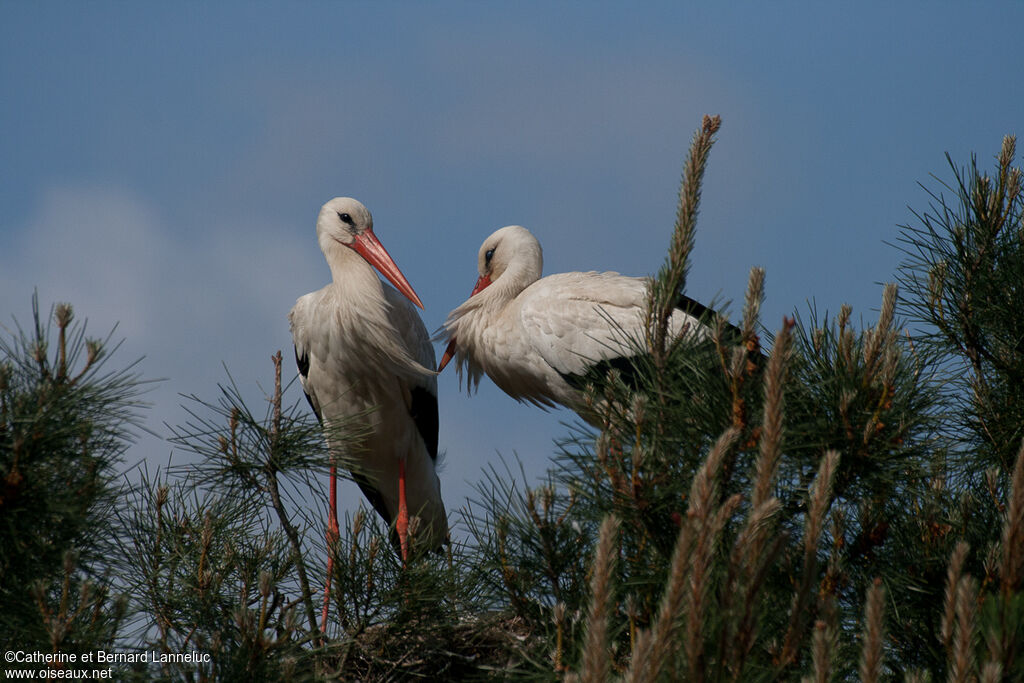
[114,474,316,681]
[0,296,141,656]
[896,136,1024,474]
[114,353,504,681]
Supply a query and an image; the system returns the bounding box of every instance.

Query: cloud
[0,186,168,342]
[0,185,319,467]
[1,185,308,356]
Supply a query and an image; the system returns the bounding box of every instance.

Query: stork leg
[396,458,410,564]
[320,463,339,636]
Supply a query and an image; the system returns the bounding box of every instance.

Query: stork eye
[337,212,354,226]
[485,248,496,264]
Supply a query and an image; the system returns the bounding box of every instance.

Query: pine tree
[1,297,140,662]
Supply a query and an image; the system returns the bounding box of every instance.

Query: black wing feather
[676,293,742,340]
[559,296,740,391]
[409,386,439,461]
[560,355,642,393]
[294,346,323,425]
[352,474,394,527]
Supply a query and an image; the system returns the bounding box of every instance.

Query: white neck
[494,259,538,303]
[323,241,386,303]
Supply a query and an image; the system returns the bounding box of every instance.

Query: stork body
[289,198,446,632]
[439,225,715,415]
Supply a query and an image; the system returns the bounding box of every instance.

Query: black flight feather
[409,386,439,461]
[558,295,740,391]
[294,346,324,424]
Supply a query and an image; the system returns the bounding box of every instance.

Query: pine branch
[858,578,886,683]
[625,428,738,683]
[266,350,320,640]
[752,317,794,510]
[741,267,766,345]
[941,541,970,648]
[626,520,694,683]
[647,114,722,363]
[1,297,143,652]
[779,450,840,670]
[949,575,979,683]
[1000,439,1024,596]
[579,516,620,683]
[723,496,784,677]
[809,619,836,683]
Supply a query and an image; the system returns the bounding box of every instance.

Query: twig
[265,351,320,640]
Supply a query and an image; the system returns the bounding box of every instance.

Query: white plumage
[289,198,446,629]
[439,225,714,414]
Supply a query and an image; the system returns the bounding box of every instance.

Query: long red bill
[437,274,494,372]
[351,229,425,309]
[470,274,492,296]
[438,339,457,372]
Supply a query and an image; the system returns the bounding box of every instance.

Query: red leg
[397,458,409,564]
[321,464,339,636]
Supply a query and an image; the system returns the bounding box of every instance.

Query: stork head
[438,225,543,372]
[316,197,424,309]
[317,197,374,246]
[473,225,543,296]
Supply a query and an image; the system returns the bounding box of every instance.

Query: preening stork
[289,198,446,632]
[438,225,725,417]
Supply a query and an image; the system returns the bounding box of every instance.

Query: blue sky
[2,2,1022,536]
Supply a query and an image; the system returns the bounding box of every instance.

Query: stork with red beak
[289,197,446,633]
[438,225,720,416]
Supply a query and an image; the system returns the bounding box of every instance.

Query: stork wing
[383,286,439,461]
[518,272,656,377]
[518,272,720,387]
[289,294,325,425]
[294,344,323,424]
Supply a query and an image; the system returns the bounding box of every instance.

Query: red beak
[469,274,493,297]
[437,274,493,372]
[351,229,424,309]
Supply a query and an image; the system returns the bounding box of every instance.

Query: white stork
[438,225,723,416]
[289,197,446,632]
